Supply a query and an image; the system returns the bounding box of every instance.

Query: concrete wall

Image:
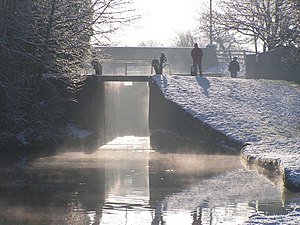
[66,75,105,145]
[148,79,243,154]
[245,47,300,84]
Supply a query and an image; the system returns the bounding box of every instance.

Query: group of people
[191,42,240,78]
[91,43,240,78]
[151,52,167,75]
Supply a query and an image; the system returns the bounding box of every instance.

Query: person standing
[191,43,203,76]
[229,57,240,78]
[159,52,167,74]
[151,52,167,75]
[91,58,102,75]
[151,57,160,74]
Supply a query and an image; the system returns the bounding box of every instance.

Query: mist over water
[1,81,299,225]
[1,136,296,225]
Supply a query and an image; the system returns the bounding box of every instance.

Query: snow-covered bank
[151,75,300,191]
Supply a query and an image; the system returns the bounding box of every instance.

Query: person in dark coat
[229,57,240,78]
[151,52,167,75]
[191,43,203,76]
[151,57,160,74]
[91,59,102,75]
[159,52,167,74]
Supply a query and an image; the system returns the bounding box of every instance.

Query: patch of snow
[66,124,94,139]
[16,132,29,146]
[244,209,300,225]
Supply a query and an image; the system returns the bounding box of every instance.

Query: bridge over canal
[100,75,151,82]
[98,72,222,83]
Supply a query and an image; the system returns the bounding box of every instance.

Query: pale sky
[113,0,207,47]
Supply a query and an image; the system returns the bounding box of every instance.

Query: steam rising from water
[1,136,298,225]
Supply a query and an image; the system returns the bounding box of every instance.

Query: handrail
[101,59,150,64]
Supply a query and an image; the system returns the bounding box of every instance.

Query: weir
[100,79,149,145]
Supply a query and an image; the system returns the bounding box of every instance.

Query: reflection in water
[0,136,299,225]
[99,137,151,224]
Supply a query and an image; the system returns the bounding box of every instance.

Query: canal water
[0,136,299,225]
[1,82,299,224]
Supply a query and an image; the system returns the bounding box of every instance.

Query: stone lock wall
[148,79,243,154]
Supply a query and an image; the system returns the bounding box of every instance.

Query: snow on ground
[152,74,300,223]
[243,210,300,225]
[152,75,300,186]
[66,123,94,139]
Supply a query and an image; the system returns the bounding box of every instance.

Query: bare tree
[1,0,93,83]
[171,31,199,47]
[138,40,164,47]
[196,0,299,53]
[197,11,242,50]
[214,0,299,52]
[0,0,138,82]
[0,0,139,148]
[92,0,139,45]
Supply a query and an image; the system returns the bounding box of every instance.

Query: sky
[113,0,207,47]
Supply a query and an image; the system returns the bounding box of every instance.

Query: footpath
[152,75,300,191]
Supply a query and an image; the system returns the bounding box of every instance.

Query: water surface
[0,136,299,225]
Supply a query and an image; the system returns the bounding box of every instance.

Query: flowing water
[1,136,299,225]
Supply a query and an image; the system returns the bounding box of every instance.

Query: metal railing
[101,59,151,76]
[216,50,255,64]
